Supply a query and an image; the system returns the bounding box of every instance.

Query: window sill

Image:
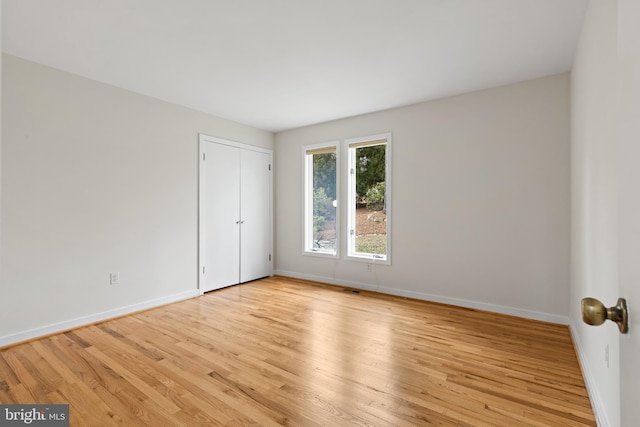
[304,249,338,259]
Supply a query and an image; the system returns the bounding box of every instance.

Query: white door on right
[618,0,640,424]
[240,148,272,283]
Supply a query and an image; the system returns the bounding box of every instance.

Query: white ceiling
[2,0,588,132]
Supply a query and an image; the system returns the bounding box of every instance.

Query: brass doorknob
[581,297,629,334]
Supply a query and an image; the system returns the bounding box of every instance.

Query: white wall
[570,1,627,426]
[275,74,570,323]
[0,54,273,346]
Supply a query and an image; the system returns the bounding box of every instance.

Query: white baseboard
[275,269,569,325]
[569,321,610,427]
[0,289,200,348]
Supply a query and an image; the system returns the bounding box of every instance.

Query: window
[303,134,391,264]
[304,142,338,256]
[346,134,391,263]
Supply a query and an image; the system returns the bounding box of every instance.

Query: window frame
[345,133,392,265]
[302,141,340,258]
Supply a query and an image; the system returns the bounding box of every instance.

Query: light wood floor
[0,276,595,426]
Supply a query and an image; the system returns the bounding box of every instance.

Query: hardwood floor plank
[0,276,596,426]
[1,349,43,402]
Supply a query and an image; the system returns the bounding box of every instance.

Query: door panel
[240,149,272,283]
[200,141,241,292]
[618,0,640,423]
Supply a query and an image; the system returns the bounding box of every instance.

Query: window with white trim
[346,134,391,263]
[303,142,338,256]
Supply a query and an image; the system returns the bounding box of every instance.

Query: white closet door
[200,141,241,292]
[240,149,272,283]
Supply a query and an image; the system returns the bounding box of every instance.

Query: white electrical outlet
[367,263,372,272]
[110,272,120,285]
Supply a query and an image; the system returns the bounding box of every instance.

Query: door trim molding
[199,133,272,154]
